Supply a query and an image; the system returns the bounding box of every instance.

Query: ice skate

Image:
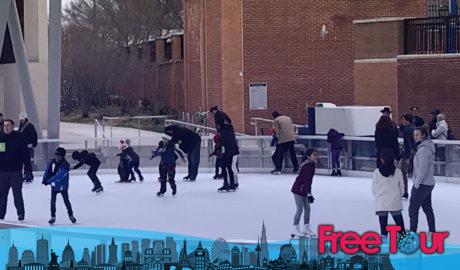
[48,217,56,224]
[402,193,409,200]
[336,169,342,177]
[91,186,98,192]
[213,174,223,180]
[293,167,299,173]
[218,185,230,192]
[69,216,77,224]
[291,225,304,238]
[228,183,238,191]
[331,170,337,176]
[302,224,316,238]
[270,169,282,175]
[94,187,104,194]
[139,176,144,182]
[172,188,177,196]
[157,191,165,197]
[18,215,25,222]
[183,175,191,181]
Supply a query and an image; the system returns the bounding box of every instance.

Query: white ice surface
[1,173,459,243]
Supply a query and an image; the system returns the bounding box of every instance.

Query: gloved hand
[307,194,315,204]
[42,180,49,186]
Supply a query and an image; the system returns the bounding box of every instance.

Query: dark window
[149,41,156,63]
[164,39,172,61]
[0,0,24,64]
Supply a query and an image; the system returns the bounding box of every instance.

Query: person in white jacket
[372,149,406,237]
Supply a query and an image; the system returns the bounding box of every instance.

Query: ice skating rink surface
[2,173,459,243]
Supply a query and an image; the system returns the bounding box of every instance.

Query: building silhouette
[230,246,240,267]
[36,236,49,266]
[7,243,19,268]
[178,240,192,269]
[141,239,151,264]
[132,241,140,264]
[21,250,36,265]
[259,222,269,265]
[108,238,118,266]
[121,243,130,261]
[210,238,230,263]
[279,242,297,264]
[193,242,207,270]
[95,244,107,266]
[165,237,178,263]
[61,240,75,268]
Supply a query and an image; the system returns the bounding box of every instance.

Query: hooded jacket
[327,129,345,150]
[413,139,436,188]
[43,159,70,192]
[431,120,448,140]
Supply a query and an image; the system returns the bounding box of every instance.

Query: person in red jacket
[291,148,319,238]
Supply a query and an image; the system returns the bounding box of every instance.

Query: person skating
[18,113,38,183]
[409,126,436,234]
[71,150,104,193]
[399,114,415,200]
[431,114,448,162]
[375,115,401,168]
[164,125,201,181]
[271,111,299,174]
[150,134,186,196]
[42,147,77,225]
[209,133,224,180]
[291,148,319,237]
[327,129,345,177]
[208,106,233,132]
[118,140,144,182]
[116,152,131,183]
[218,127,240,192]
[428,109,441,138]
[372,149,406,238]
[0,119,31,222]
[411,106,425,127]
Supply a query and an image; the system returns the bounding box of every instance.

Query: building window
[149,41,156,63]
[165,39,172,61]
[427,0,452,17]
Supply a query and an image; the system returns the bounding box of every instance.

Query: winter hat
[118,140,129,150]
[162,133,172,141]
[19,112,28,120]
[380,107,392,114]
[71,151,81,160]
[55,147,67,158]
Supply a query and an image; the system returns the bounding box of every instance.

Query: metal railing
[404,15,460,54]
[250,117,304,136]
[165,119,248,136]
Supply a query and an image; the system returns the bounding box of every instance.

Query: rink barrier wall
[33,135,460,183]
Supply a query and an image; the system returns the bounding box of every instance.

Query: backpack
[447,129,455,140]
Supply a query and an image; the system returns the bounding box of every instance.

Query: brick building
[183,0,428,133]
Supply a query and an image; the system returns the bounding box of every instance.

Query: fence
[404,15,460,54]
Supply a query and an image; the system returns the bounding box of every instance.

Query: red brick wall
[241,0,426,133]
[398,55,460,133]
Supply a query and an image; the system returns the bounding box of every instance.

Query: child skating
[209,133,224,180]
[327,129,345,176]
[118,140,144,182]
[71,150,104,193]
[372,149,406,238]
[291,148,318,238]
[150,134,186,196]
[42,147,77,225]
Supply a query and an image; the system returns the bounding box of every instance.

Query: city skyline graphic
[1,222,395,270]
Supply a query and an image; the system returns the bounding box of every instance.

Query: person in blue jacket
[42,147,77,225]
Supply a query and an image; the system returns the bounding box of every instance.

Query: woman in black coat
[375,115,401,168]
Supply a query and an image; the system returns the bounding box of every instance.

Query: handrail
[94,119,107,138]
[165,119,249,136]
[102,115,168,121]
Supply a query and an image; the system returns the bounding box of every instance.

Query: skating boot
[293,167,299,173]
[291,225,304,238]
[95,187,104,194]
[213,174,222,180]
[302,224,316,238]
[218,184,230,192]
[402,193,409,200]
[183,175,191,181]
[270,169,282,175]
[48,217,56,224]
[331,170,337,176]
[69,216,77,224]
[336,169,342,177]
[157,191,165,197]
[18,215,25,222]
[129,176,136,182]
[172,187,177,196]
[91,186,98,192]
[139,176,144,182]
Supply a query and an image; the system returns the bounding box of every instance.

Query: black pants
[87,164,102,188]
[215,157,223,175]
[159,164,177,193]
[274,141,299,171]
[222,154,235,186]
[409,184,436,232]
[378,212,405,236]
[187,140,201,179]
[331,149,341,169]
[23,147,34,181]
[51,190,73,217]
[0,171,25,219]
[128,160,143,179]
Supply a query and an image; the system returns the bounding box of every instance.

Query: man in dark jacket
[399,114,415,200]
[19,113,38,183]
[72,150,104,193]
[218,127,240,191]
[165,125,202,181]
[209,106,232,132]
[0,119,31,221]
[411,106,425,127]
[118,140,143,182]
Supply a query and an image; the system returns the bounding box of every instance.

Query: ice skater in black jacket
[18,113,38,183]
[327,129,345,177]
[42,147,77,224]
[118,140,144,182]
[71,150,104,193]
[150,134,186,196]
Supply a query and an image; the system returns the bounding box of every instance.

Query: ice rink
[1,172,459,244]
